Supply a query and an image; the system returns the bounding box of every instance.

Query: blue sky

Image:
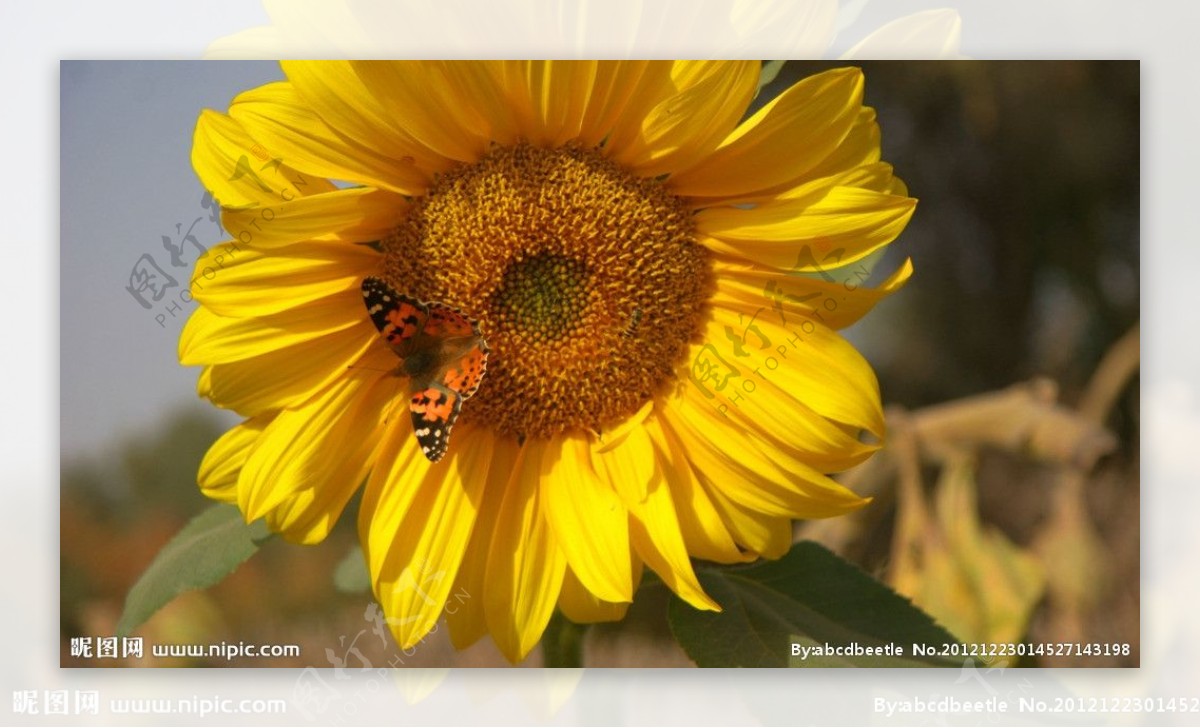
[60,61,285,459]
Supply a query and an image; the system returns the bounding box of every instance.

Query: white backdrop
[10,1,1189,724]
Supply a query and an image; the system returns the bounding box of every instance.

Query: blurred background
[61,60,1139,667]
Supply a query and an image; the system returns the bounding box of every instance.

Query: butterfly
[361,277,489,462]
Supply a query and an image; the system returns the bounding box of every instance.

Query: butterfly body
[361,277,489,462]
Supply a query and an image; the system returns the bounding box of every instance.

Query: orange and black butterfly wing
[362,276,427,358]
[424,305,477,338]
[438,342,488,400]
[363,283,489,463]
[426,303,489,401]
[411,306,489,461]
[409,384,462,463]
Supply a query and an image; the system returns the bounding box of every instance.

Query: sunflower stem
[542,610,586,668]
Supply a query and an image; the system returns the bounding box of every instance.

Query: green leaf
[668,541,963,667]
[333,544,371,594]
[756,60,786,96]
[117,504,271,636]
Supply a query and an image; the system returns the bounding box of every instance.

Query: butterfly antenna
[346,364,393,373]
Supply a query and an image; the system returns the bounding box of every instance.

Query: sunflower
[182,61,915,663]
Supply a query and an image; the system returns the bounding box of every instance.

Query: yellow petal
[557,563,636,624]
[697,185,916,271]
[591,398,654,455]
[608,61,760,177]
[661,392,869,520]
[628,474,720,612]
[281,61,452,174]
[445,436,521,650]
[683,392,872,515]
[220,186,406,249]
[642,412,754,564]
[484,439,568,662]
[202,326,377,416]
[192,109,336,208]
[358,421,424,583]
[362,423,493,648]
[576,61,653,148]
[188,240,380,317]
[679,310,882,472]
[729,159,902,208]
[229,81,431,195]
[180,288,364,365]
[690,304,885,436]
[700,478,793,559]
[265,472,361,545]
[197,414,272,503]
[591,415,657,507]
[237,372,388,524]
[669,67,866,199]
[712,255,914,331]
[656,394,791,497]
[488,61,599,147]
[196,366,213,399]
[677,109,883,208]
[802,107,881,185]
[483,62,538,142]
[428,61,523,147]
[540,434,633,604]
[351,61,497,162]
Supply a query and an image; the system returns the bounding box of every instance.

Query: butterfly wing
[364,281,489,463]
[362,276,428,358]
[412,306,488,461]
[438,342,488,400]
[424,305,477,338]
[409,384,462,463]
[426,303,489,401]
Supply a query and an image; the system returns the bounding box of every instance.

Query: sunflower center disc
[382,142,711,439]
